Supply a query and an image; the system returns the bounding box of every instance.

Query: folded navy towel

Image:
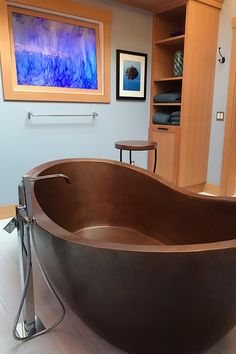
[153,111,171,125]
[170,111,181,117]
[170,30,185,37]
[153,92,181,103]
[170,116,180,123]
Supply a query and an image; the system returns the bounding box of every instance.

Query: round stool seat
[115,140,157,173]
[115,140,157,151]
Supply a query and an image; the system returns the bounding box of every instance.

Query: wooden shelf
[154,77,183,83]
[155,35,185,47]
[153,103,181,106]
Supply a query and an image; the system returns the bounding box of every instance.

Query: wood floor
[0,218,236,354]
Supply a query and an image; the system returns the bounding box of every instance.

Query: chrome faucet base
[16,316,45,339]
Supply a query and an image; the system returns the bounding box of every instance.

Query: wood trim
[116,0,223,13]
[0,205,16,220]
[0,0,13,99]
[232,17,236,29]
[154,1,186,14]
[103,22,111,102]
[149,13,156,154]
[195,0,223,10]
[5,0,112,23]
[0,0,111,103]
[220,18,236,196]
[204,183,219,195]
[154,0,223,14]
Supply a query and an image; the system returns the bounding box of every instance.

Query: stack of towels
[153,92,181,103]
[152,91,181,125]
[169,111,180,125]
[153,111,180,125]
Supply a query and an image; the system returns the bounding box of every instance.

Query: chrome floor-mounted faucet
[4,173,71,340]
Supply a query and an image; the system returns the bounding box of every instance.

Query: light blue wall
[207,0,236,185]
[0,0,152,204]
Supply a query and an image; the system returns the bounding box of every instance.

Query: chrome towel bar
[28,112,99,120]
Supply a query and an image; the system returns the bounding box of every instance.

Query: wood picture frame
[116,49,147,100]
[0,0,112,103]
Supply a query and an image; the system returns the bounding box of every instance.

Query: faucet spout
[29,173,72,184]
[21,173,71,221]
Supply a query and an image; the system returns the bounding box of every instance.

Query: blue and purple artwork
[123,60,141,91]
[11,13,98,89]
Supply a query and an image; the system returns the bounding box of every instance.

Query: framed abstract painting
[0,0,111,103]
[116,49,147,100]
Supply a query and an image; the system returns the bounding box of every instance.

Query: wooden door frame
[220,18,236,196]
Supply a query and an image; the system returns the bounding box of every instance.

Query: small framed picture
[116,49,147,100]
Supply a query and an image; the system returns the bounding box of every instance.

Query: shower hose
[13,223,65,341]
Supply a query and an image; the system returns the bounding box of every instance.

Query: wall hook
[218,47,225,64]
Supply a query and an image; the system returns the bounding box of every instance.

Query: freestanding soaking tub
[29,158,236,354]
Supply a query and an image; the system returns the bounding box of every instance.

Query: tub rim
[28,158,236,254]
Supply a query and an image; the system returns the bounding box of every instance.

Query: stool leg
[120,149,123,162]
[129,150,132,165]
[153,148,157,173]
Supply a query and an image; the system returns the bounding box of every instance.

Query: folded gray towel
[170,111,181,117]
[153,92,181,103]
[153,111,171,124]
[170,116,180,123]
[171,121,180,126]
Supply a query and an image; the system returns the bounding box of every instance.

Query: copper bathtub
[29,158,236,354]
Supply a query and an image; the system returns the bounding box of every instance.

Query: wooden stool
[115,140,157,173]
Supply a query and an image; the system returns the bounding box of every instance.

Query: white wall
[0,0,152,204]
[207,0,236,185]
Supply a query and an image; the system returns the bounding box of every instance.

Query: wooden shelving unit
[148,0,222,188]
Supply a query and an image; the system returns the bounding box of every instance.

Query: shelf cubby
[154,5,186,42]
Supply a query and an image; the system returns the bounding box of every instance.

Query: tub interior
[74,226,165,245]
[33,160,236,245]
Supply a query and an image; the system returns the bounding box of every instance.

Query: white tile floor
[0,218,236,354]
[0,218,124,354]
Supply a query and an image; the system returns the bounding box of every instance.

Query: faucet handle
[4,217,17,234]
